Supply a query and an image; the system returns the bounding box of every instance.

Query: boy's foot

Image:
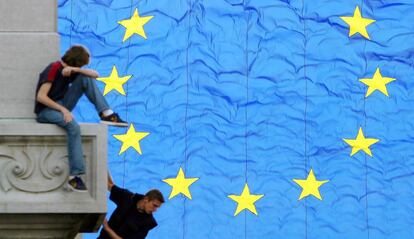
[100,113,128,127]
[67,176,88,192]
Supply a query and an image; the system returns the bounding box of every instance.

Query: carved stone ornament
[0,146,69,192]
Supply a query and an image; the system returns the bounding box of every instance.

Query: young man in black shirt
[98,174,164,239]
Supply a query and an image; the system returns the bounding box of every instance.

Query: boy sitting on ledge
[35,45,127,192]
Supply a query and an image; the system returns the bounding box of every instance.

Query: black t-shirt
[98,185,158,239]
[34,61,77,114]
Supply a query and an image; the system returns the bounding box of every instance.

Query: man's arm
[62,66,99,78]
[108,171,115,191]
[103,219,123,239]
[107,172,133,206]
[36,83,73,123]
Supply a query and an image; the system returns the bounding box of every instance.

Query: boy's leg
[36,108,85,176]
[63,74,110,113]
[63,74,128,127]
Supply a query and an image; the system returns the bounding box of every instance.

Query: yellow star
[96,66,132,96]
[118,8,154,42]
[340,6,375,40]
[113,124,149,155]
[228,183,264,216]
[162,167,199,200]
[293,169,329,200]
[359,68,396,97]
[343,127,379,157]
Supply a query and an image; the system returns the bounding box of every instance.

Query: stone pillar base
[0,121,107,239]
[0,214,104,239]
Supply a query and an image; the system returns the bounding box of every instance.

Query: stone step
[0,32,60,119]
[0,0,56,32]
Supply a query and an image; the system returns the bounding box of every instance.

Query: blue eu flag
[59,0,414,238]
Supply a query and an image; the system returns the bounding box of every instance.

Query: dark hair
[145,189,165,203]
[61,45,90,67]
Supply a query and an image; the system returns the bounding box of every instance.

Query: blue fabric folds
[58,0,414,238]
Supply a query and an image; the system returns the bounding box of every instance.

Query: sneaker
[67,176,88,192]
[100,113,128,127]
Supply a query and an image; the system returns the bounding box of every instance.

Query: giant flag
[58,0,414,238]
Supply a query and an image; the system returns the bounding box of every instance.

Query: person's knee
[77,75,93,82]
[66,121,81,135]
[74,75,93,88]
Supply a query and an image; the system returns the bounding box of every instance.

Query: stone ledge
[0,121,107,215]
[0,120,107,136]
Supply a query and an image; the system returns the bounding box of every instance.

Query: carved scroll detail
[0,146,68,193]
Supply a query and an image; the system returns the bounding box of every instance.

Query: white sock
[102,109,114,117]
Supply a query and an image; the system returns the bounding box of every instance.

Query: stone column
[0,1,107,238]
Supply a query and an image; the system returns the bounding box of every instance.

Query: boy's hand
[61,108,73,123]
[62,66,75,77]
[103,219,111,230]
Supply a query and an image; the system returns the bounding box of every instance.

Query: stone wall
[0,1,107,238]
